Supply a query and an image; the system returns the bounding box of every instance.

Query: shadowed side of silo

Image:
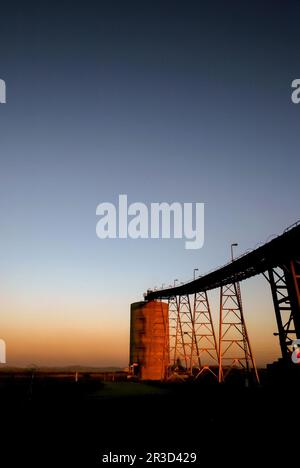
[130,301,169,380]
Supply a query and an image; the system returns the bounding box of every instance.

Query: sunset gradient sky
[0,1,300,367]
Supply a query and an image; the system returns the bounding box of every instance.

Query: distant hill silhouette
[0,365,124,373]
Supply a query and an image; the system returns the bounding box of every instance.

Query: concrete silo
[130,300,169,380]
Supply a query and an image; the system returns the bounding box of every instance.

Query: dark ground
[0,369,299,467]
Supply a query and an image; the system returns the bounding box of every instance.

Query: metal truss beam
[146,222,300,302]
[265,258,300,362]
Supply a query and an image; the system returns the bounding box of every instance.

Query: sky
[0,0,300,367]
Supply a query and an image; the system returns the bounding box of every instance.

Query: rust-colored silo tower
[130,301,169,380]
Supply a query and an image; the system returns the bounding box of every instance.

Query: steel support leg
[218,283,259,384]
[265,258,300,362]
[191,291,219,379]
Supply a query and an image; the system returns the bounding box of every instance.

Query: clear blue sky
[0,0,299,366]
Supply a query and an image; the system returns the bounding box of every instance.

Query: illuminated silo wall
[130,300,169,380]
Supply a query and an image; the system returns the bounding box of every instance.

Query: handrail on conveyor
[146,219,300,295]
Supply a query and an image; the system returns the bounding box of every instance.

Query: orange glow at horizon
[0,294,130,367]
[0,275,282,369]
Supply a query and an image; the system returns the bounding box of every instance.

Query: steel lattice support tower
[177,295,194,370]
[265,258,300,362]
[167,295,194,376]
[168,296,182,371]
[167,293,219,379]
[218,282,259,384]
[191,291,219,378]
